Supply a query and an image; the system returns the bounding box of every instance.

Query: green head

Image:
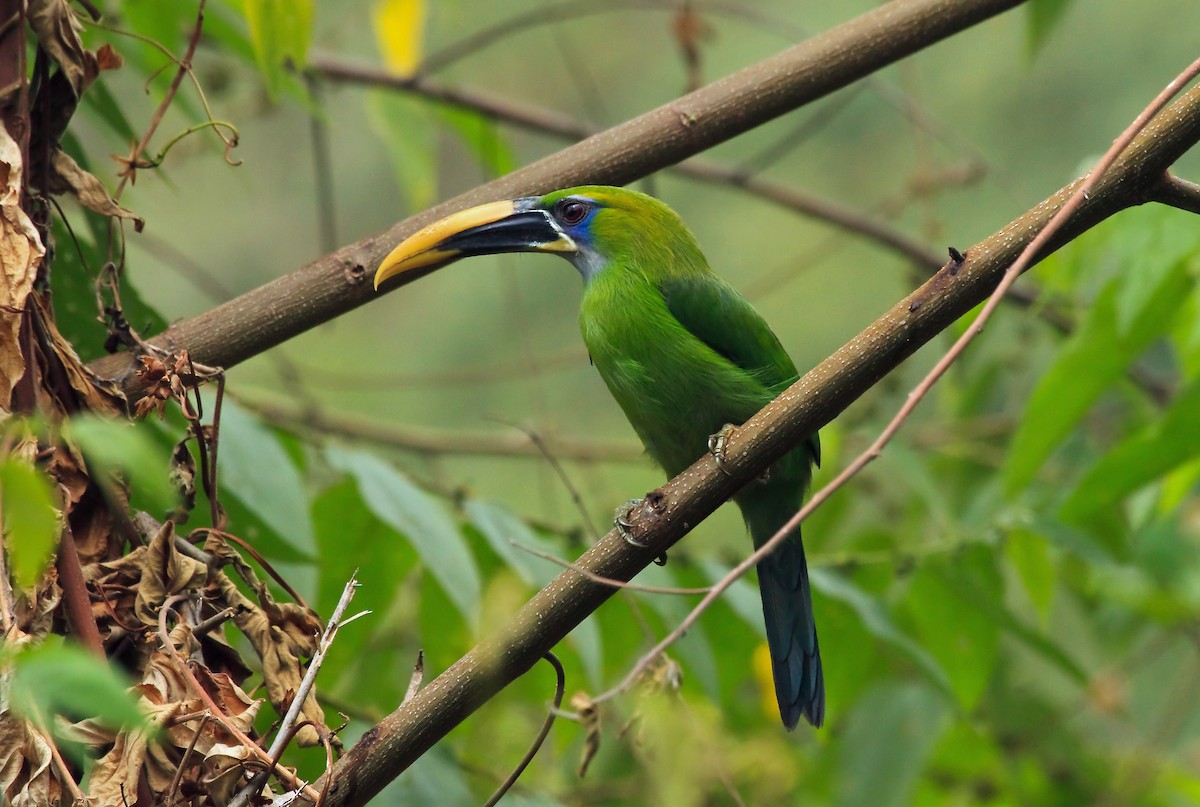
[374,185,708,288]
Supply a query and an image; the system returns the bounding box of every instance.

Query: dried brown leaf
[47,149,142,229]
[570,691,600,778]
[0,712,63,807]
[133,521,207,625]
[215,574,327,746]
[0,132,46,414]
[28,0,98,96]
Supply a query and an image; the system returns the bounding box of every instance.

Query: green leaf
[217,400,315,556]
[463,499,572,587]
[242,0,313,99]
[811,569,952,697]
[1003,258,1192,494]
[67,415,178,517]
[1062,376,1200,520]
[0,460,59,588]
[437,106,517,179]
[906,560,999,711]
[9,642,146,730]
[1026,0,1073,55]
[365,91,436,212]
[1005,528,1055,623]
[836,681,950,807]
[327,445,480,623]
[312,479,410,686]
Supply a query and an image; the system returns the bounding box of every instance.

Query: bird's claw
[614,498,650,548]
[708,424,738,475]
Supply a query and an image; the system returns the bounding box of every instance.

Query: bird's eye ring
[556,199,589,225]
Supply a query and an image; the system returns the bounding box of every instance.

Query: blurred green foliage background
[44,0,1200,803]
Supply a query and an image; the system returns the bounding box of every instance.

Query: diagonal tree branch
[305,77,1200,807]
[87,0,1027,387]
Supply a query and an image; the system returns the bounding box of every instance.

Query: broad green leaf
[1026,0,1073,55]
[836,681,950,807]
[327,445,480,622]
[1006,528,1055,623]
[67,415,177,516]
[217,400,315,556]
[243,0,314,99]
[437,106,517,179]
[80,80,137,144]
[312,479,412,685]
[811,569,952,697]
[1062,377,1200,520]
[939,547,1086,683]
[906,559,1000,711]
[9,642,145,730]
[463,499,561,586]
[365,92,436,212]
[1003,259,1191,494]
[0,460,59,588]
[372,0,425,77]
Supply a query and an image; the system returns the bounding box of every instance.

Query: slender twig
[227,572,360,807]
[165,713,210,807]
[512,542,711,595]
[113,0,208,198]
[481,652,566,807]
[490,418,601,539]
[55,525,105,659]
[592,54,1200,708]
[1152,173,1200,215]
[238,394,642,463]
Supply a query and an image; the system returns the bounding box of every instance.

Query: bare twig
[593,53,1200,708]
[481,652,566,807]
[239,394,642,463]
[229,571,362,807]
[512,542,711,595]
[1152,173,1200,215]
[490,418,602,539]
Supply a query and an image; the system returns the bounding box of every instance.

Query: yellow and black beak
[374,198,578,289]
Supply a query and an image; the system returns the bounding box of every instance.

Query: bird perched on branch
[374,186,823,729]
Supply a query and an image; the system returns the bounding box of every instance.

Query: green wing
[660,275,821,466]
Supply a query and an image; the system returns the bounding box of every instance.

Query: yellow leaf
[373,0,425,78]
[752,642,776,720]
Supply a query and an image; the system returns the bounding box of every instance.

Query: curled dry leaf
[47,149,143,230]
[28,0,99,97]
[0,712,63,807]
[213,573,328,746]
[134,521,207,625]
[0,131,45,415]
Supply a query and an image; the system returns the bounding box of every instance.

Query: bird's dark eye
[556,199,590,225]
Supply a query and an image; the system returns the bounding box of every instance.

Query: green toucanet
[374,186,824,729]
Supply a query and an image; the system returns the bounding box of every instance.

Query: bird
[373,186,824,729]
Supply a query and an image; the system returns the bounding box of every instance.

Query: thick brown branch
[306,60,1200,807]
[88,0,1026,387]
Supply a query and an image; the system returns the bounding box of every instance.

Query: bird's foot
[614,498,669,564]
[707,424,738,475]
[614,498,650,548]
